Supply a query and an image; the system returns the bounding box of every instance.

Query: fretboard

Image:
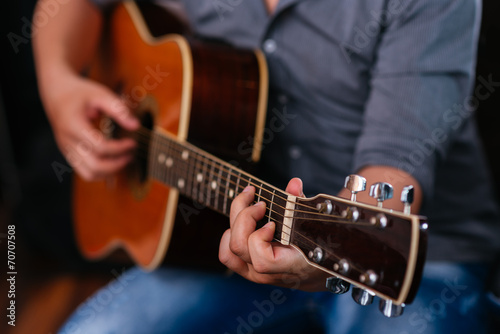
[148,130,293,243]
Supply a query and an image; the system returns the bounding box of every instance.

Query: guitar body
[74,2,268,270]
[72,2,427,309]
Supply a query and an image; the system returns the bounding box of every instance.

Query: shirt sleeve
[352,0,482,202]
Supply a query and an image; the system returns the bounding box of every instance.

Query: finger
[71,150,134,181]
[285,177,304,197]
[229,186,256,227]
[219,229,250,276]
[65,113,137,159]
[248,223,305,274]
[87,85,139,131]
[90,138,137,158]
[229,201,266,263]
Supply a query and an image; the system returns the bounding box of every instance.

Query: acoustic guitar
[73,1,427,313]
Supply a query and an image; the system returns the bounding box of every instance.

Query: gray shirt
[92,0,500,262]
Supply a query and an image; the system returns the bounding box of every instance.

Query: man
[33,0,500,332]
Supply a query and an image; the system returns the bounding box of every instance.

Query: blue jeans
[58,262,490,334]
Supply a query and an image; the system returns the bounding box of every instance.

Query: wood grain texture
[73,2,266,270]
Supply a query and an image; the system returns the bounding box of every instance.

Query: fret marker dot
[158,153,166,164]
[229,189,235,198]
[181,150,189,160]
[196,173,203,182]
[165,157,173,168]
[211,181,217,190]
[177,178,185,188]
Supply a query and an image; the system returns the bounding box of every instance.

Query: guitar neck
[147,129,427,306]
[148,130,294,244]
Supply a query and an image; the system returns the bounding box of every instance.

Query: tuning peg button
[379,299,405,317]
[326,277,351,294]
[369,182,394,208]
[316,200,333,214]
[400,185,414,214]
[333,258,350,275]
[352,287,375,306]
[359,270,378,286]
[344,175,366,201]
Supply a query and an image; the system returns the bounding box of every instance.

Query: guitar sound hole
[133,112,153,182]
[125,111,154,199]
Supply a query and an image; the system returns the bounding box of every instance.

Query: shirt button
[289,146,302,159]
[278,94,288,104]
[263,39,277,54]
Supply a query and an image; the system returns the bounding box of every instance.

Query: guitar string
[128,127,375,223]
[125,127,384,228]
[116,128,399,282]
[147,135,386,263]
[151,137,352,223]
[144,132,372,261]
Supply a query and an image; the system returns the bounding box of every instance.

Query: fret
[222,166,232,214]
[161,136,169,185]
[194,152,205,204]
[215,164,224,212]
[256,182,262,202]
[270,190,287,243]
[268,188,275,224]
[256,183,274,224]
[202,156,210,206]
[164,137,175,187]
[177,146,190,192]
[207,159,216,209]
[224,168,240,215]
[235,171,242,198]
[192,150,203,202]
[174,142,184,189]
[185,146,195,199]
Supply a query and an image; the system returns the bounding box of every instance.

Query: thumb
[87,85,139,131]
[285,177,304,197]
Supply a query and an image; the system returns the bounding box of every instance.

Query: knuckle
[251,272,272,285]
[218,251,230,267]
[252,260,271,274]
[229,239,245,258]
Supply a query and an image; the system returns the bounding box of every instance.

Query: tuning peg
[369,182,394,208]
[326,277,351,294]
[379,299,405,317]
[400,185,414,214]
[352,287,375,306]
[344,175,366,201]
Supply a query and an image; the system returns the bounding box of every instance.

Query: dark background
[1,1,500,333]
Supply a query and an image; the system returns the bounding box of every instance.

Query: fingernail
[263,221,274,229]
[243,186,253,193]
[253,201,265,207]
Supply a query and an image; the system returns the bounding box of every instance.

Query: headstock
[289,175,427,317]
